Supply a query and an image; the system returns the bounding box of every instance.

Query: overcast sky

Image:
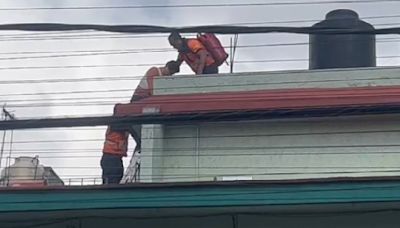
[0,0,399,184]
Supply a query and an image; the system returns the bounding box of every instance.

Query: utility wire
[3,165,400,169]
[0,37,399,60]
[2,12,400,39]
[11,150,400,157]
[3,89,400,104]
[1,23,400,35]
[0,89,134,97]
[0,22,396,40]
[2,55,400,72]
[0,64,399,85]
[0,105,396,130]
[0,22,397,42]
[5,89,400,108]
[0,1,396,11]
[9,128,400,141]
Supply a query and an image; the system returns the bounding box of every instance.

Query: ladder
[121,147,141,183]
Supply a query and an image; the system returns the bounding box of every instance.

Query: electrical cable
[0,1,397,11]
[1,23,400,35]
[0,54,399,72]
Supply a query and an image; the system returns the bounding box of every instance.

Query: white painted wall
[140,114,400,182]
[138,67,400,182]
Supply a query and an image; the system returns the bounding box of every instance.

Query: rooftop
[116,66,400,119]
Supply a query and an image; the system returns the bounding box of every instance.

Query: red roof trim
[115,86,400,116]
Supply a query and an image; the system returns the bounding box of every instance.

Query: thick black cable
[0,1,396,11]
[0,23,396,42]
[0,22,397,42]
[2,105,400,130]
[0,23,400,35]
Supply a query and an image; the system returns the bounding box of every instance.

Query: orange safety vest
[133,67,162,99]
[103,127,129,157]
[179,39,215,73]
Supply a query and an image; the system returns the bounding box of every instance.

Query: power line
[0,14,399,41]
[1,96,130,103]
[18,128,400,141]
[0,105,398,130]
[3,165,400,169]
[0,34,167,42]
[5,89,400,110]
[6,127,400,148]
[0,88,133,97]
[1,61,400,85]
[0,23,399,36]
[0,1,396,11]
[0,23,397,42]
[0,49,172,61]
[4,84,400,108]
[0,22,397,41]
[0,55,398,72]
[11,150,400,157]
[1,13,400,38]
[0,37,399,60]
[0,63,155,71]
[3,88,400,105]
[0,48,162,55]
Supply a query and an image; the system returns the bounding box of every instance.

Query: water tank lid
[326,9,359,20]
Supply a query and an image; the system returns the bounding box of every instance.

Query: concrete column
[140,124,164,182]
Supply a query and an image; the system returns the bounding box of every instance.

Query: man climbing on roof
[101,61,180,184]
[131,60,180,102]
[168,31,227,75]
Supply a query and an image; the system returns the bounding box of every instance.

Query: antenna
[0,105,15,173]
[230,34,239,73]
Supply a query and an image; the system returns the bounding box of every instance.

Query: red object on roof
[114,86,400,116]
[5,180,47,189]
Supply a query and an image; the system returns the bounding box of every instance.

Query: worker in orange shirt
[131,60,180,101]
[101,61,180,184]
[101,126,129,184]
[168,31,218,75]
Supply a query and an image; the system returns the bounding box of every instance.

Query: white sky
[0,0,399,184]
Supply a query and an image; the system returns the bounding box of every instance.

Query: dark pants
[203,65,219,74]
[101,153,124,184]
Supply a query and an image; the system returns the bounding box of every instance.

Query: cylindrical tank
[309,9,376,70]
[1,156,45,181]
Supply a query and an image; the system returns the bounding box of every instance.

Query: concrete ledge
[154,67,400,95]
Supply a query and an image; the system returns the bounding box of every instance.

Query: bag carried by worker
[197,33,229,66]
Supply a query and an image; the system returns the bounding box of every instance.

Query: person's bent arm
[196,50,208,74]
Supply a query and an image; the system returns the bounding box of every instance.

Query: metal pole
[6,130,14,178]
[230,34,239,74]
[0,106,8,171]
[229,37,233,74]
[1,108,15,181]
[0,129,6,170]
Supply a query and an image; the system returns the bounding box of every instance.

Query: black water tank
[309,9,376,70]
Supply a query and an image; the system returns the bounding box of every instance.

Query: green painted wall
[1,180,400,213]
